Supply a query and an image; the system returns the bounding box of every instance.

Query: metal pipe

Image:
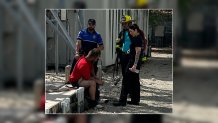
[16,6,23,92]
[77,10,83,30]
[46,16,75,51]
[50,10,75,51]
[55,18,59,74]
[17,0,45,49]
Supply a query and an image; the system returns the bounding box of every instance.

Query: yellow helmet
[136,0,148,6]
[121,15,134,23]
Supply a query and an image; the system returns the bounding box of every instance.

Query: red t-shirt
[69,56,92,83]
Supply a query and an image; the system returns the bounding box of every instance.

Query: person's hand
[91,77,104,85]
[75,53,80,60]
[90,76,96,80]
[95,78,104,85]
[129,64,137,72]
[116,38,120,43]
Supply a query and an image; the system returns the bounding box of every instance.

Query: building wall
[46,9,149,67]
[1,6,149,83]
[1,1,149,83]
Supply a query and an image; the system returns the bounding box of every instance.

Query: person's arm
[116,31,123,53]
[133,47,142,67]
[97,44,104,51]
[129,47,141,72]
[96,34,104,51]
[90,64,95,77]
[75,40,81,54]
[130,37,143,71]
[89,63,104,85]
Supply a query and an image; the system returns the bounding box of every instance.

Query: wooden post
[65,65,71,83]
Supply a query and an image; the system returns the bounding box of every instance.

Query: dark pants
[70,57,100,101]
[119,52,130,76]
[70,58,78,74]
[119,60,141,103]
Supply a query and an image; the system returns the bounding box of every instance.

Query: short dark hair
[88,19,96,25]
[88,48,101,57]
[129,24,140,30]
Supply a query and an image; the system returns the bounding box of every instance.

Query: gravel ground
[45,51,173,114]
[85,51,173,113]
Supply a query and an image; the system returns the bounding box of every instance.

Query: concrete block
[45,86,85,113]
[45,100,61,113]
[61,97,71,113]
[77,87,84,112]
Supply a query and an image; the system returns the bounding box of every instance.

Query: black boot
[113,101,126,106]
[127,101,139,105]
[95,85,100,102]
[88,99,97,108]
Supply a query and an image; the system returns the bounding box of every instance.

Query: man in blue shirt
[70,19,104,73]
[75,19,104,59]
[69,19,104,102]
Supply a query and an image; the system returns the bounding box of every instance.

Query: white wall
[46,9,149,67]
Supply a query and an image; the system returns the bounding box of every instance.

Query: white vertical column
[17,8,23,92]
[104,10,110,66]
[110,10,113,65]
[0,7,3,87]
[147,10,149,38]
[119,10,122,31]
[112,10,116,62]
[141,10,144,30]
[216,14,218,48]
[55,11,59,74]
[131,10,135,21]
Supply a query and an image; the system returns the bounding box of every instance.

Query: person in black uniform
[113,24,143,106]
[116,15,134,76]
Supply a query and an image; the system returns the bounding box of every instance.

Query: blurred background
[0,0,218,123]
[46,9,151,70]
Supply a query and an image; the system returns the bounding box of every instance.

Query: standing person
[70,19,104,74]
[116,15,134,76]
[113,24,143,106]
[69,49,103,108]
[69,19,104,101]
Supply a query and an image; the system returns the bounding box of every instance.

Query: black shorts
[71,81,79,88]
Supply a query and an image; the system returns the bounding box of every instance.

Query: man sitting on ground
[69,49,103,108]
